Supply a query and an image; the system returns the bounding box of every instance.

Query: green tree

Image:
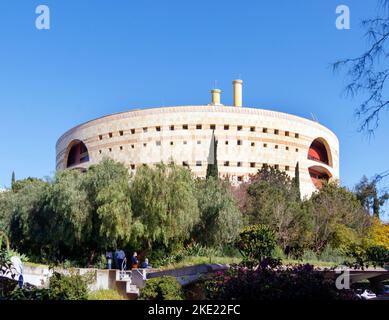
[130,163,199,250]
[206,131,218,179]
[194,177,242,247]
[11,172,15,191]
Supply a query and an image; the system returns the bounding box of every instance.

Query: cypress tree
[293,162,301,200]
[206,130,219,179]
[11,171,16,191]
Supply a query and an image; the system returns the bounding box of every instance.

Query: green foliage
[130,163,199,249]
[236,225,276,264]
[48,271,91,300]
[194,177,242,246]
[206,132,218,179]
[365,245,389,267]
[140,276,184,300]
[88,289,126,300]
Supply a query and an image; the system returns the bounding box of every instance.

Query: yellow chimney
[233,79,243,107]
[211,89,221,105]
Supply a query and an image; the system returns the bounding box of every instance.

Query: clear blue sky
[0,1,388,217]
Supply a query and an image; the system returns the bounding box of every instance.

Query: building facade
[56,80,339,198]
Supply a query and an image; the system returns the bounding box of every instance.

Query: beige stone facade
[56,104,339,198]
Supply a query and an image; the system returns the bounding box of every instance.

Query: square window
[263,143,267,148]
[224,161,230,167]
[295,133,299,138]
[296,148,299,152]
[183,124,188,130]
[237,162,242,167]
[196,124,202,130]
[131,144,135,149]
[224,125,229,130]
[119,131,124,136]
[225,141,229,145]
[156,141,161,146]
[286,146,289,151]
[250,126,256,132]
[238,176,243,182]
[120,146,123,151]
[131,129,135,134]
[109,148,112,152]
[99,135,103,140]
[285,166,290,171]
[99,150,102,154]
[237,125,243,131]
[196,161,202,167]
[251,142,255,147]
[143,143,147,147]
[275,165,279,170]
[183,141,187,145]
[263,128,268,133]
[275,145,279,149]
[210,124,216,130]
[143,127,148,133]
[285,131,289,137]
[197,141,201,144]
[170,125,175,131]
[130,164,135,170]
[182,161,189,167]
[250,162,256,168]
[274,129,279,135]
[237,140,242,146]
[109,133,113,138]
[170,141,174,146]
[156,126,161,132]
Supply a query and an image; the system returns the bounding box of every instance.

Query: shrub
[140,276,184,300]
[366,245,389,267]
[235,225,276,265]
[48,271,92,300]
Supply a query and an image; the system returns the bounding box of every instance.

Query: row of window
[98,125,300,141]
[128,162,292,171]
[98,142,299,154]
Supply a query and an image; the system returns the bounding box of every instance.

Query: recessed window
[182,161,189,167]
[251,142,255,147]
[197,141,201,145]
[183,124,188,130]
[156,126,161,132]
[262,163,268,168]
[119,131,124,136]
[183,141,187,145]
[109,148,112,152]
[250,162,256,168]
[143,127,148,133]
[170,141,174,146]
[224,161,230,167]
[225,141,229,145]
[275,145,279,149]
[109,133,113,138]
[295,133,299,138]
[286,146,289,151]
[131,129,135,134]
[237,162,242,167]
[196,124,202,130]
[285,131,289,137]
[224,125,229,130]
[170,125,175,131]
[99,135,103,140]
[120,146,123,151]
[156,141,161,146]
[237,140,242,146]
[196,161,202,167]
[275,164,279,170]
[143,143,147,147]
[237,125,243,131]
[274,129,279,135]
[263,143,267,148]
[250,126,256,132]
[210,124,216,130]
[296,148,299,152]
[130,164,135,170]
[238,176,243,182]
[285,166,290,171]
[99,150,102,154]
[263,128,268,133]
[131,144,135,149]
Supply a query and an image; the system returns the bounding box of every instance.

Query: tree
[244,165,308,253]
[194,177,242,247]
[308,182,371,253]
[206,130,218,179]
[355,175,389,219]
[334,0,389,134]
[130,163,199,250]
[11,172,15,191]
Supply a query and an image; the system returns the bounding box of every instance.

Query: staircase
[115,269,146,299]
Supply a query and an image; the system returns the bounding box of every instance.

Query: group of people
[105,250,151,270]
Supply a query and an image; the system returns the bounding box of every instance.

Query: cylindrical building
[56,80,339,198]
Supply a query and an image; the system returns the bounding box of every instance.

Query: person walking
[105,251,113,269]
[116,249,126,270]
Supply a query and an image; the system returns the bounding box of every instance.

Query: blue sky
[0,1,388,217]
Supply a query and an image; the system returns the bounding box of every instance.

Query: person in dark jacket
[130,252,139,269]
